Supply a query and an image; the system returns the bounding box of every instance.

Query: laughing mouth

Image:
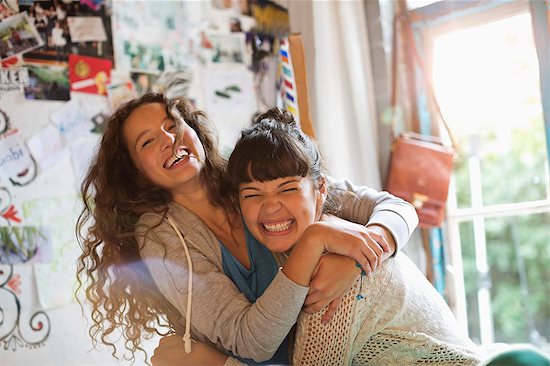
[164,148,190,168]
[263,219,293,232]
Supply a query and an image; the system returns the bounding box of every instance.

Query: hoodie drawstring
[167,216,194,353]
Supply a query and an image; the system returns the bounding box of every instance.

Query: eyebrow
[239,178,301,192]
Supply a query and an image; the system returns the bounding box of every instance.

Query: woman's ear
[318,176,327,201]
[315,176,327,216]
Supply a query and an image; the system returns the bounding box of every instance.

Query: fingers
[321,297,342,324]
[305,289,320,305]
[305,287,333,307]
[354,243,376,274]
[371,231,391,253]
[356,230,391,273]
[305,282,333,308]
[363,243,381,273]
[303,298,330,314]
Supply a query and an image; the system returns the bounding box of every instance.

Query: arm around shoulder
[328,177,418,251]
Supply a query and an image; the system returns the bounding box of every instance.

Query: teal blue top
[220,223,290,365]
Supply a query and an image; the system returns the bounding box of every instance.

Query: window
[419,3,550,348]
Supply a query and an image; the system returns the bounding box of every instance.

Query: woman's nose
[263,196,282,214]
[161,131,175,150]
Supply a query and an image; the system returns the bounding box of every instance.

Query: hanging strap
[391,13,458,150]
[166,216,194,354]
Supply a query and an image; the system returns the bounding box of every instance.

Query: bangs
[230,132,311,186]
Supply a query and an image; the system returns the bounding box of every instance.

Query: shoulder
[137,203,208,235]
[139,203,223,262]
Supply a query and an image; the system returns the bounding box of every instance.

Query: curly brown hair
[75,93,227,362]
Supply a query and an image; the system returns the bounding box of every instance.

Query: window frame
[411,0,550,344]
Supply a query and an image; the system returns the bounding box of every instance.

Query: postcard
[69,54,112,95]
[23,63,70,101]
[106,80,135,111]
[122,40,165,74]
[204,32,247,66]
[66,16,107,43]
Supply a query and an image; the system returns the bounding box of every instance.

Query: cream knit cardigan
[291,252,480,366]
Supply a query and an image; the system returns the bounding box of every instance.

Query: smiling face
[239,175,325,253]
[122,102,206,193]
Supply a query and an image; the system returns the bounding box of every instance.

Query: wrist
[282,224,325,286]
[301,223,326,253]
[366,224,397,258]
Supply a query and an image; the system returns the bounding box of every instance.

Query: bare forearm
[282,227,325,286]
[152,336,231,366]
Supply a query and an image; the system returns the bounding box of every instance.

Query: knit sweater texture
[292,252,480,366]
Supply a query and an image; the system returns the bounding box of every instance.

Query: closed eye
[281,188,298,193]
[242,194,261,199]
[141,138,154,148]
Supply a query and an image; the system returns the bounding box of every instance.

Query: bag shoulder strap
[391,13,458,150]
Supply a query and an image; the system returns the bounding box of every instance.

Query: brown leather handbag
[387,132,454,228]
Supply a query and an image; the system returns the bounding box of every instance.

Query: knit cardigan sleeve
[136,206,309,362]
[328,177,418,251]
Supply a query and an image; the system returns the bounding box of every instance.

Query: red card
[69,54,112,95]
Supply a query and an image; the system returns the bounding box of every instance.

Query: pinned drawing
[0,187,21,225]
[0,108,9,134]
[0,129,37,187]
[0,265,51,350]
[0,226,48,264]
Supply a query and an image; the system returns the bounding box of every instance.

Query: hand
[304,253,359,322]
[151,335,228,366]
[316,215,391,274]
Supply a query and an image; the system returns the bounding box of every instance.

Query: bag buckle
[412,192,428,209]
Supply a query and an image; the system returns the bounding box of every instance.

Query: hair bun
[253,107,297,127]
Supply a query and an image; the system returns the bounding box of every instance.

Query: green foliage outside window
[454,116,549,346]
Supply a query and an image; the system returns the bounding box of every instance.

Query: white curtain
[288,0,382,189]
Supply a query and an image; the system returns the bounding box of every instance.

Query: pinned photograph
[106,80,137,111]
[18,0,114,64]
[23,63,70,101]
[0,0,18,21]
[112,1,191,70]
[123,40,165,74]
[204,33,246,65]
[0,12,43,60]
[131,71,158,96]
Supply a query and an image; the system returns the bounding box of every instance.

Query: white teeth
[164,149,189,168]
[263,220,292,232]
